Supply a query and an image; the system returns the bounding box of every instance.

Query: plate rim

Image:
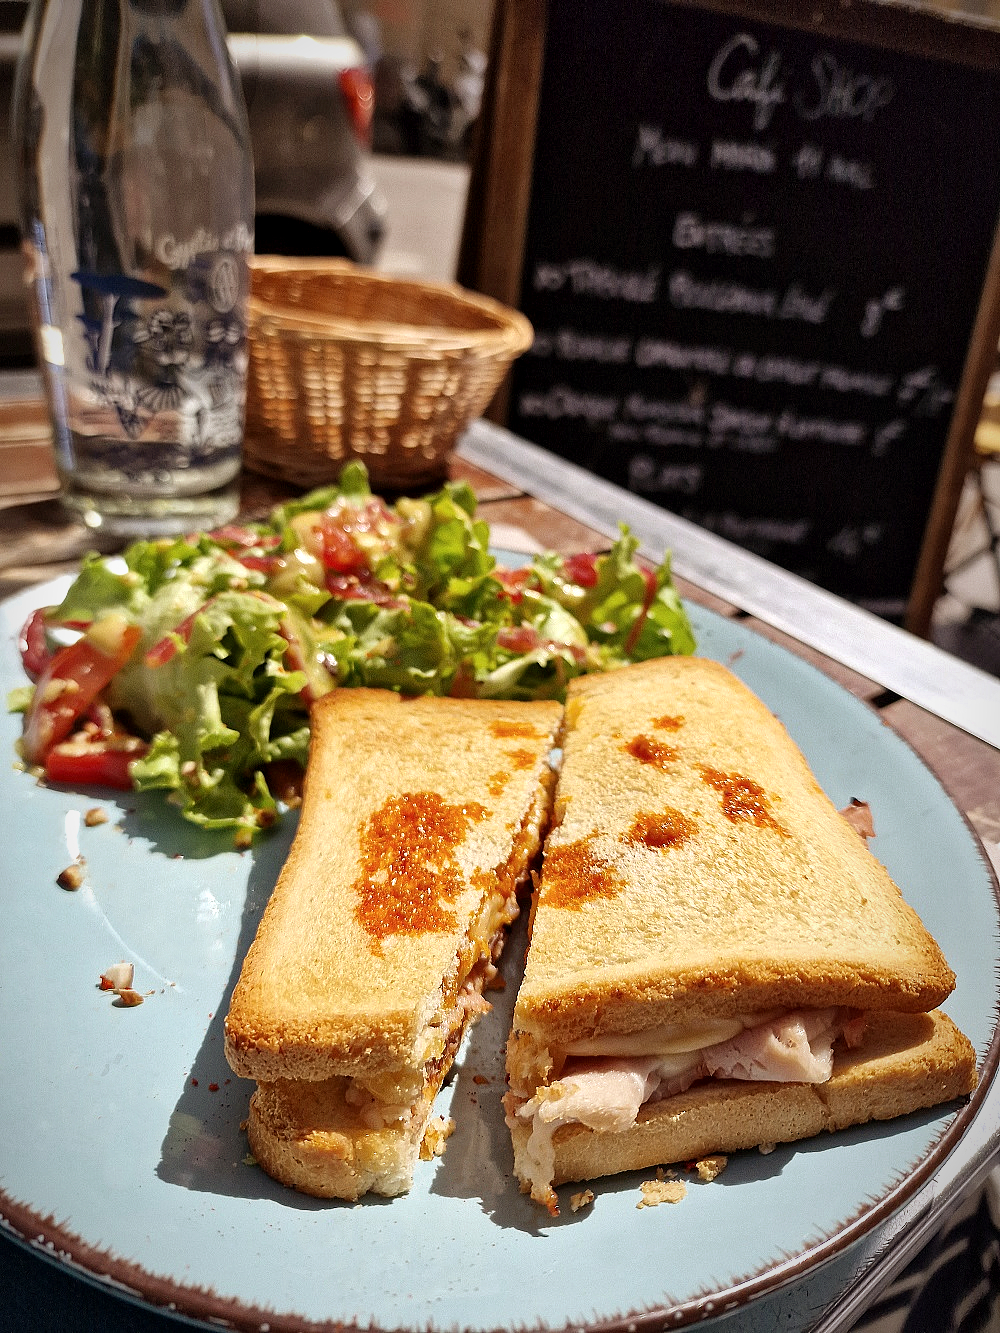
[0,574,998,1333]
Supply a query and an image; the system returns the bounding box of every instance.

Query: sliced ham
[509,1052,703,1212]
[536,1060,664,1133]
[702,1007,842,1083]
[840,799,876,842]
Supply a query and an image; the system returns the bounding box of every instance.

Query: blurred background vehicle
[221,0,387,260]
[0,0,388,367]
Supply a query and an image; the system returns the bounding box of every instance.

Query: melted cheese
[565,1017,746,1057]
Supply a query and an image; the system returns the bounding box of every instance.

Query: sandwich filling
[506,1006,866,1209]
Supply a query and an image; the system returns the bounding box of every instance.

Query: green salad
[11,463,695,840]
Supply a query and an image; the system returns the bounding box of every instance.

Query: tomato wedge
[143,605,204,668]
[563,552,599,588]
[22,617,141,766]
[45,738,148,790]
[624,566,660,655]
[18,607,52,680]
[497,625,542,654]
[319,514,369,575]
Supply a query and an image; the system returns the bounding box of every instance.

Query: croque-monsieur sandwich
[505,656,977,1214]
[225,688,562,1199]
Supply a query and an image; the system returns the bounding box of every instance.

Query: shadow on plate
[151,805,369,1211]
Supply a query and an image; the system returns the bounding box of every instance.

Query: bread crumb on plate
[569,1188,595,1212]
[694,1154,728,1182]
[419,1115,455,1160]
[638,1178,687,1208]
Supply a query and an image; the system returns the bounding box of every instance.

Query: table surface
[1,374,999,1333]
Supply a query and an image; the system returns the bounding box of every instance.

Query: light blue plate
[0,574,997,1331]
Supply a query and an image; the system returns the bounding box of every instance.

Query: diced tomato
[19,607,53,680]
[207,523,280,551]
[237,554,280,575]
[497,625,542,654]
[325,572,402,607]
[447,661,478,698]
[45,737,148,790]
[494,566,535,604]
[22,619,142,766]
[144,607,202,668]
[563,552,599,588]
[319,515,368,575]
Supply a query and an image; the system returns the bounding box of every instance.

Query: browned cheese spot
[488,748,536,799]
[653,714,685,731]
[353,792,488,944]
[625,734,679,767]
[699,767,788,836]
[508,747,537,770]
[627,808,697,850]
[490,720,541,740]
[540,834,625,909]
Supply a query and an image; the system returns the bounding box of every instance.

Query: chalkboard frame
[459,0,1000,636]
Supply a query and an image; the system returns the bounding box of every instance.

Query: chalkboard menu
[463,0,1000,627]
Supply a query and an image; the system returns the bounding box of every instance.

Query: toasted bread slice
[514,655,955,1047]
[509,1009,977,1195]
[226,688,561,1198]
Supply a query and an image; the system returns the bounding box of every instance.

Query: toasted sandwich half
[504,656,977,1213]
[225,688,562,1199]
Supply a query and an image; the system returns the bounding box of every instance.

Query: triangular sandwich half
[226,688,562,1199]
[504,656,977,1213]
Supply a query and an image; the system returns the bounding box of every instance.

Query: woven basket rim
[249,298,533,355]
[248,255,534,353]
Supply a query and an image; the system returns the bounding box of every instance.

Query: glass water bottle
[13,0,255,536]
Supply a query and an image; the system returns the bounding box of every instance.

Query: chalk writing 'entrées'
[673,212,775,258]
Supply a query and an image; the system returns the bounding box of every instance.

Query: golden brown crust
[509,1009,978,1191]
[514,657,955,1044]
[248,1074,437,1201]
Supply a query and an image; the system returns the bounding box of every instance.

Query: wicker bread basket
[244,256,534,490]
